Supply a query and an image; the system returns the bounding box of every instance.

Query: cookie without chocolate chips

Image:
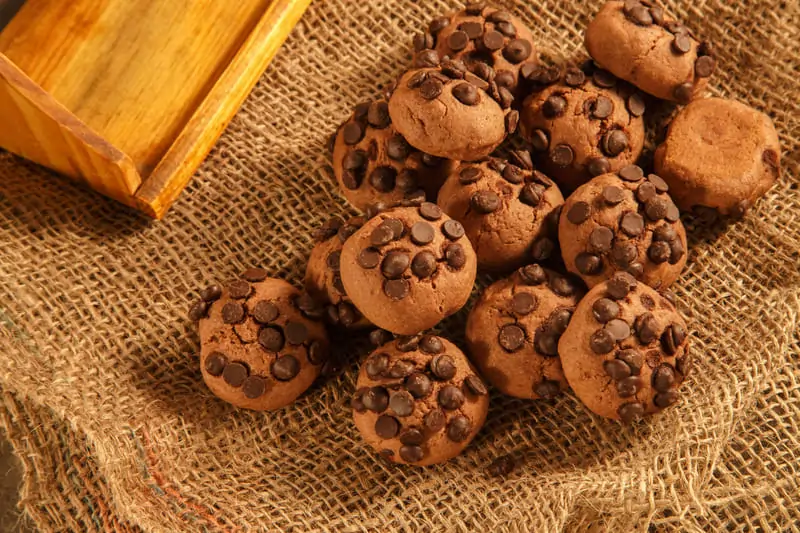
[466,264,584,399]
[558,272,690,422]
[520,64,646,191]
[585,0,716,103]
[352,334,489,466]
[304,217,371,328]
[340,203,477,335]
[388,65,518,161]
[331,99,457,211]
[654,97,781,218]
[189,274,329,411]
[437,152,564,272]
[559,167,687,289]
[413,3,538,97]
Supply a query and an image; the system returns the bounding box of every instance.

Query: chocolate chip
[419,76,444,100]
[615,351,641,377]
[366,101,390,129]
[567,201,591,224]
[652,225,676,242]
[488,454,517,477]
[564,67,586,87]
[413,31,434,52]
[695,55,716,78]
[441,58,468,79]
[592,298,619,323]
[305,341,327,366]
[399,445,424,463]
[205,352,228,376]
[592,96,614,119]
[661,323,686,355]
[188,300,209,322]
[531,238,555,262]
[283,322,308,346]
[406,222,434,246]
[587,157,611,177]
[530,129,550,152]
[442,220,465,240]
[669,239,684,264]
[646,173,668,193]
[482,30,505,50]
[439,385,465,410]
[654,391,679,408]
[612,241,638,268]
[543,95,567,118]
[411,251,437,278]
[575,253,603,275]
[498,86,515,109]
[635,313,659,344]
[430,355,456,381]
[501,165,523,185]
[352,389,368,412]
[407,70,429,89]
[604,359,632,380]
[228,280,251,300]
[415,49,440,68]
[396,335,421,352]
[356,248,380,269]
[505,110,520,134]
[448,83,481,108]
[460,20,484,39]
[588,226,614,254]
[365,352,389,379]
[199,285,223,303]
[471,190,501,214]
[626,4,653,25]
[617,376,643,397]
[672,33,692,54]
[673,83,694,104]
[363,386,389,413]
[464,2,486,15]
[221,302,245,324]
[343,150,367,171]
[636,181,657,203]
[589,328,615,354]
[512,292,537,315]
[619,165,644,182]
[370,225,394,247]
[384,279,410,300]
[647,241,669,265]
[240,376,266,399]
[652,365,676,392]
[551,144,574,166]
[627,93,646,117]
[464,375,488,396]
[647,197,670,221]
[402,373,432,400]
[618,402,645,422]
[551,308,574,333]
[607,319,632,342]
[607,272,637,300]
[381,251,410,280]
[223,362,249,387]
[343,122,365,145]
[443,243,466,270]
[241,268,268,283]
[665,203,681,223]
[519,264,547,285]
[600,186,624,205]
[550,275,577,298]
[447,415,472,442]
[646,351,661,369]
[388,390,415,417]
[423,409,446,434]
[464,71,490,92]
[248,301,277,324]
[593,69,617,88]
[488,9,512,23]
[419,202,443,220]
[499,324,526,352]
[429,16,450,35]
[459,166,483,184]
[503,39,532,63]
[495,69,515,88]
[520,183,545,206]
[602,130,629,157]
[619,212,644,237]
[375,415,400,439]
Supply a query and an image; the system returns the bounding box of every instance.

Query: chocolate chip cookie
[654,97,781,218]
[558,272,690,422]
[189,273,329,411]
[305,217,371,328]
[437,152,564,272]
[585,0,716,103]
[332,99,457,211]
[388,66,518,161]
[559,167,687,289]
[465,264,584,399]
[413,3,537,97]
[519,64,646,191]
[339,203,477,335]
[352,334,489,465]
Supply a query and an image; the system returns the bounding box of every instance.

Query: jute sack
[1,0,799,531]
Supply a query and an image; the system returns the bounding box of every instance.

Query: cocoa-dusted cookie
[465,264,584,399]
[437,151,564,272]
[189,272,329,411]
[519,64,646,191]
[654,97,781,218]
[413,3,537,97]
[558,167,687,289]
[352,334,489,465]
[388,65,518,161]
[340,203,477,335]
[304,217,371,328]
[331,99,457,211]
[558,272,690,422]
[585,1,716,103]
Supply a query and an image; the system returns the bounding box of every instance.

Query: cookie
[352,334,489,465]
[654,97,781,218]
[465,264,584,399]
[437,152,564,271]
[413,3,538,97]
[339,203,477,335]
[331,99,457,211]
[585,0,716,103]
[558,272,690,422]
[189,273,329,411]
[387,66,518,161]
[304,217,371,328]
[558,167,687,289]
[520,64,646,191]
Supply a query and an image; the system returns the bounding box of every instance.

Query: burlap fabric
[0,1,798,531]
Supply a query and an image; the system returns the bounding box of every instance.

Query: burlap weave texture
[0,0,799,531]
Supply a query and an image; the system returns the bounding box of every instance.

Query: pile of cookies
[188,1,781,467]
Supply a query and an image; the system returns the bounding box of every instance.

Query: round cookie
[388,66,518,161]
[558,167,687,289]
[654,97,781,218]
[437,152,564,272]
[520,64,646,191]
[189,272,330,411]
[304,216,371,328]
[465,264,584,399]
[413,3,538,97]
[558,272,690,422]
[352,334,489,465]
[585,0,716,103]
[331,99,457,211]
[340,203,477,335]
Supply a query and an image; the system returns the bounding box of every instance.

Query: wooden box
[0,0,310,218]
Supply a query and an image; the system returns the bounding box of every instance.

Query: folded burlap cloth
[0,1,798,531]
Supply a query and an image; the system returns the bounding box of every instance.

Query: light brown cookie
[437,152,564,272]
[465,264,584,399]
[331,99,457,211]
[559,168,687,289]
[352,334,489,466]
[413,3,538,97]
[189,273,329,411]
[388,66,518,161]
[340,203,477,335]
[585,0,716,103]
[304,217,371,329]
[559,272,690,422]
[654,97,781,218]
[520,65,646,191]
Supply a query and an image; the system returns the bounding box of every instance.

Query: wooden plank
[135,0,312,218]
[0,53,141,204]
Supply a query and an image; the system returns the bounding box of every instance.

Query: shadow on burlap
[0,1,799,531]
